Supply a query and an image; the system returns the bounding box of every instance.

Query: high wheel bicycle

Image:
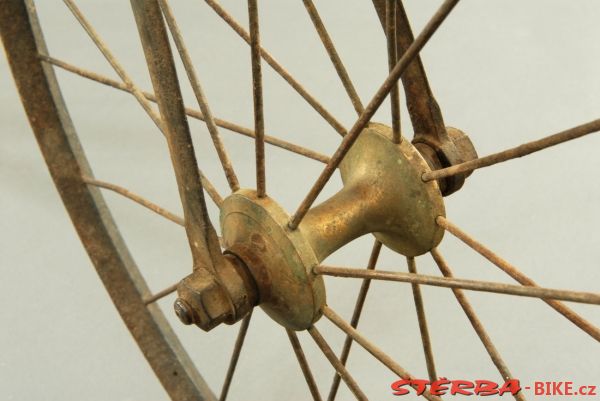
[2,0,599,400]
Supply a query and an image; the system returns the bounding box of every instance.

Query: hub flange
[176,123,463,331]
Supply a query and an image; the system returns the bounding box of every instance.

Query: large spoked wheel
[2,1,599,400]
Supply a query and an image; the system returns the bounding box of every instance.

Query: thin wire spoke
[60,4,226,211]
[158,0,239,192]
[83,177,184,226]
[430,249,527,401]
[386,0,401,144]
[203,0,347,137]
[200,171,224,207]
[307,326,368,401]
[40,55,330,164]
[144,282,179,305]
[63,0,163,131]
[423,118,600,181]
[437,216,600,342]
[286,329,323,401]
[219,311,253,401]
[302,0,364,116]
[248,0,266,197]
[322,306,441,401]
[406,257,437,382]
[315,265,600,305]
[327,240,382,401]
[288,0,460,229]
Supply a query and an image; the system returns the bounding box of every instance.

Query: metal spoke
[315,265,600,305]
[63,0,163,131]
[286,329,323,401]
[431,249,526,401]
[219,312,253,401]
[158,0,239,192]
[302,0,364,116]
[406,257,437,382]
[40,55,330,164]
[144,282,179,305]
[59,4,226,211]
[437,216,600,342]
[248,0,266,197]
[83,177,184,226]
[423,118,600,181]
[289,0,461,229]
[386,0,401,144]
[307,326,368,401]
[327,240,381,401]
[204,0,347,136]
[322,306,441,401]
[131,0,223,272]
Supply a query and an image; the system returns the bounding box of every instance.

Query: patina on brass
[176,123,451,331]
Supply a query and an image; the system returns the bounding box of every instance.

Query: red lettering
[534,381,545,395]
[498,379,521,396]
[564,382,573,396]
[391,379,411,396]
[429,378,449,396]
[450,380,474,396]
[475,380,499,396]
[552,382,564,395]
[411,379,430,396]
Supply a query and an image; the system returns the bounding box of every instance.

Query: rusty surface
[315,265,600,305]
[130,0,223,274]
[0,1,215,400]
[5,1,598,400]
[289,0,461,230]
[220,189,326,330]
[437,216,600,342]
[372,0,477,195]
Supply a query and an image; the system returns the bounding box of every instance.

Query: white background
[1,1,599,400]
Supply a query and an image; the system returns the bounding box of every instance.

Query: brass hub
[218,123,445,330]
[175,123,476,331]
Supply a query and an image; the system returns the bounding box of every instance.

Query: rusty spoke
[204,0,347,136]
[83,177,184,226]
[386,0,401,144]
[308,326,368,401]
[437,216,600,342]
[315,265,600,305]
[302,0,364,116]
[219,312,253,401]
[424,118,600,182]
[63,0,163,131]
[406,257,437,382]
[286,329,323,401]
[130,0,223,272]
[322,306,441,401]
[144,282,179,305]
[289,0,460,229]
[40,55,330,164]
[430,249,527,401]
[371,0,448,145]
[327,240,382,401]
[248,0,266,197]
[159,0,239,192]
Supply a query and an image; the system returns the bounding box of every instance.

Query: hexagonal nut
[446,126,478,178]
[176,269,233,331]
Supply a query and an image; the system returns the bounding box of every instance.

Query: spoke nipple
[174,298,194,325]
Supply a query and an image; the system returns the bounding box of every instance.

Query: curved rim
[0,1,215,400]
